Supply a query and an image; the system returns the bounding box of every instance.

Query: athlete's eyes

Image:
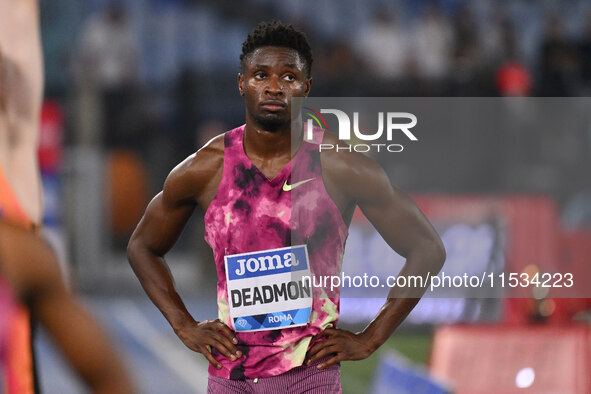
[253,72,296,82]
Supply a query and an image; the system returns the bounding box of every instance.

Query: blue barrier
[371,351,450,394]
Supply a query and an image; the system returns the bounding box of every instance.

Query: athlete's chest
[245,153,292,182]
[204,151,325,249]
[208,160,293,227]
[204,126,348,252]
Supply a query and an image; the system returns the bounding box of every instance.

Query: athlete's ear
[238,73,245,96]
[304,77,312,97]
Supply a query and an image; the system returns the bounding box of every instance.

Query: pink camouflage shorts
[207,358,342,393]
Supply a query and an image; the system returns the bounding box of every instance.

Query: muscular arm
[127,163,199,334]
[127,138,241,367]
[354,161,445,346]
[307,140,446,368]
[0,221,134,394]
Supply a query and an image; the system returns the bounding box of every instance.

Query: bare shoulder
[163,133,225,207]
[319,132,391,205]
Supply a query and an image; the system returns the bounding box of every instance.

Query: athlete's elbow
[413,237,445,274]
[126,234,145,269]
[126,233,165,273]
[426,238,446,273]
[126,236,137,262]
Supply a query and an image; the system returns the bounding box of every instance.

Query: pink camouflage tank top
[204,125,348,379]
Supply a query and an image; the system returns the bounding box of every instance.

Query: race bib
[224,245,312,332]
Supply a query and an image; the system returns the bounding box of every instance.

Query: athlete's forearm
[127,241,196,332]
[360,241,445,350]
[305,243,444,368]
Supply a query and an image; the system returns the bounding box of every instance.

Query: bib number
[225,245,312,332]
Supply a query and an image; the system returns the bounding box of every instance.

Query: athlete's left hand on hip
[304,328,376,370]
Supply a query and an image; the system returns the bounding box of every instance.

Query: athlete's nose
[265,76,283,96]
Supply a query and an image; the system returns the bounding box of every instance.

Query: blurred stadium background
[34,0,591,393]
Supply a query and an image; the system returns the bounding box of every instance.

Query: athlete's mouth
[260,100,286,112]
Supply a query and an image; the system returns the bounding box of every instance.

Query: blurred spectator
[453,4,479,65]
[353,11,410,82]
[410,4,453,81]
[480,5,511,65]
[450,4,490,95]
[72,4,138,90]
[479,5,509,64]
[71,3,140,149]
[537,15,580,96]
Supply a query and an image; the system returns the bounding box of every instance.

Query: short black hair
[240,21,313,77]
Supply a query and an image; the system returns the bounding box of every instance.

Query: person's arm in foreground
[306,147,446,369]
[127,143,241,369]
[0,220,135,394]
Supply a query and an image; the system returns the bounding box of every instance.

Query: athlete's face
[239,46,311,131]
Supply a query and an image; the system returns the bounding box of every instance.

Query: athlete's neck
[243,118,303,160]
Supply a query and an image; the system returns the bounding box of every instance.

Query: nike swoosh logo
[283,178,315,191]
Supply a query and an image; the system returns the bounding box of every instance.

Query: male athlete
[128,21,445,392]
[0,0,134,392]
